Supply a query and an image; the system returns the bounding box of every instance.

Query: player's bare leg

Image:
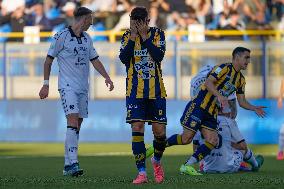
[151,123,166,183]
[233,141,263,171]
[131,122,148,184]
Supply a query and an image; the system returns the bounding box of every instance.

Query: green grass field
[0,143,283,189]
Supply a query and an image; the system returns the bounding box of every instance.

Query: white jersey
[194,116,243,173]
[190,64,215,99]
[47,27,99,92]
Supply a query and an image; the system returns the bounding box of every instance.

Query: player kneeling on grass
[146,49,266,174]
[193,95,263,173]
[39,7,114,177]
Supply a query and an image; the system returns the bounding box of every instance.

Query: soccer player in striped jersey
[277,78,284,160]
[119,6,167,184]
[157,47,265,175]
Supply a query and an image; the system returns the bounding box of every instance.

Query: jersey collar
[68,26,85,38]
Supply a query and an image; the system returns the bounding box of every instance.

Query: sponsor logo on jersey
[134,49,148,57]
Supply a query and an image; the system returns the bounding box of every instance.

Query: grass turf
[0,143,283,189]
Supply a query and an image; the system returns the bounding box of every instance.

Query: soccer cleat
[277,151,284,160]
[151,157,164,183]
[239,162,251,172]
[132,173,148,184]
[180,164,202,176]
[252,155,264,172]
[63,165,72,176]
[66,163,84,177]
[146,145,154,158]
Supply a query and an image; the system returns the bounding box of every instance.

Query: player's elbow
[119,54,129,64]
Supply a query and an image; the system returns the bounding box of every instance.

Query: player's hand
[39,85,49,99]
[253,106,266,118]
[105,77,114,91]
[278,98,283,109]
[217,95,229,109]
[130,20,138,40]
[137,21,148,41]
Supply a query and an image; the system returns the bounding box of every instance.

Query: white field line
[0,152,277,159]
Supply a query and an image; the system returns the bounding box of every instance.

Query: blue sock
[153,135,166,162]
[191,141,214,163]
[166,134,183,147]
[132,132,146,172]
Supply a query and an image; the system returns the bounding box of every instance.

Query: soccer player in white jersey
[277,78,284,160]
[188,64,263,173]
[39,7,114,176]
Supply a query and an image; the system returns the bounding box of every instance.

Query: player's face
[238,51,250,70]
[82,14,93,31]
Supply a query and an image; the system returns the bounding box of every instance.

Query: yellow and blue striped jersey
[194,63,246,118]
[119,27,167,99]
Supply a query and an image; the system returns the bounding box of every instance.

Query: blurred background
[0,0,284,144]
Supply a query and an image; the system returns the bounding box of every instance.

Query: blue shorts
[180,101,217,132]
[126,97,167,125]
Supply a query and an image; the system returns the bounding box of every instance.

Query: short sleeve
[236,76,246,94]
[47,31,67,58]
[87,34,99,61]
[209,64,228,80]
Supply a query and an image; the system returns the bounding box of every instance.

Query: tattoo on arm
[229,99,237,119]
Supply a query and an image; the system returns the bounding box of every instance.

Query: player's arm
[91,59,114,91]
[39,56,54,99]
[228,99,237,119]
[119,30,135,65]
[141,29,166,63]
[205,75,228,108]
[237,93,266,117]
[277,79,284,108]
[136,21,165,62]
[39,31,65,99]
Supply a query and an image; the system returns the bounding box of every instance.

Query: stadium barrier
[0,40,284,99]
[0,99,281,143]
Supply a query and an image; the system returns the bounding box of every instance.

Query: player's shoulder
[150,27,165,34]
[53,28,70,40]
[83,31,92,40]
[122,29,131,37]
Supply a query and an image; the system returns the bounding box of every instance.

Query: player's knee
[236,140,247,151]
[207,135,219,147]
[67,114,79,127]
[131,122,144,132]
[152,124,166,136]
[181,131,194,144]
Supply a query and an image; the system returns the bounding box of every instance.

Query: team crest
[190,121,197,127]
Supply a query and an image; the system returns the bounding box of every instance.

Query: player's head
[232,47,251,71]
[130,6,149,24]
[73,7,93,31]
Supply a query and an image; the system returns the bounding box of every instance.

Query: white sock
[185,156,198,166]
[244,149,258,168]
[279,129,284,152]
[64,137,71,166]
[66,127,79,165]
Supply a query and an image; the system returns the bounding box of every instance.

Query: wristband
[43,80,49,86]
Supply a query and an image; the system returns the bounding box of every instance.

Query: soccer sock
[64,137,70,166]
[66,126,79,165]
[132,132,146,173]
[244,149,258,168]
[166,134,183,147]
[186,141,214,165]
[153,135,167,163]
[279,130,284,152]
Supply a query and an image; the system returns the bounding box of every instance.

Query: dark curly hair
[130,6,148,21]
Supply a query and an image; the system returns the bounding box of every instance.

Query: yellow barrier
[0,30,283,42]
